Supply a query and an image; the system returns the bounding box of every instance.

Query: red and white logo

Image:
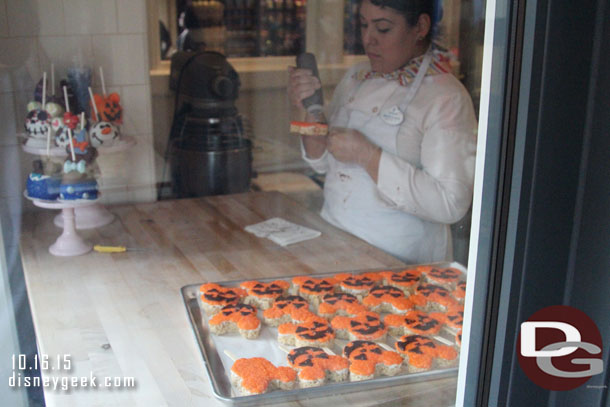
[517,305,603,391]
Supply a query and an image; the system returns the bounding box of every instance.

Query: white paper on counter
[245,217,321,246]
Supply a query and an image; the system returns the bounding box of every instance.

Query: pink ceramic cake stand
[22,135,136,230]
[25,193,96,256]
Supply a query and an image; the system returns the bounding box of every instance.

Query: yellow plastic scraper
[93,245,148,253]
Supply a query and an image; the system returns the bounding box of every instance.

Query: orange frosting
[279,319,335,342]
[362,286,414,312]
[199,283,246,306]
[420,266,462,284]
[410,284,458,308]
[379,269,422,288]
[431,305,464,330]
[334,272,382,292]
[385,311,443,335]
[394,334,457,369]
[208,304,261,331]
[240,280,290,299]
[231,358,296,394]
[318,292,367,317]
[331,312,387,340]
[343,340,403,376]
[287,347,348,381]
[264,295,319,323]
[293,276,337,297]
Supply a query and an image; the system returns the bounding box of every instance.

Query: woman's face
[359,0,425,73]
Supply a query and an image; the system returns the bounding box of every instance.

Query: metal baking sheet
[181,263,463,406]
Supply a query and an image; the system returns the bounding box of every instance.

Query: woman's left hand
[327,128,379,166]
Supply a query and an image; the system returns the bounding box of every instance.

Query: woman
[288,0,477,264]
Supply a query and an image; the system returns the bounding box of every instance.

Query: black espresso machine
[162,51,252,199]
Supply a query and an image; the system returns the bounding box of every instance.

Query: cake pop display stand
[21,134,136,230]
[25,193,96,256]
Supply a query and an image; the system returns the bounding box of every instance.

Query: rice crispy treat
[287,346,349,388]
[208,303,261,339]
[394,335,458,373]
[278,319,335,348]
[331,311,387,342]
[333,272,383,299]
[432,305,464,335]
[362,286,415,314]
[419,266,463,290]
[379,268,422,295]
[343,340,403,381]
[384,310,444,337]
[230,357,297,395]
[240,280,290,310]
[452,280,466,304]
[291,276,338,307]
[199,283,246,315]
[262,295,318,327]
[410,284,459,312]
[318,292,368,319]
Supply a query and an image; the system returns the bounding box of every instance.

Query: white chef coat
[302,59,477,264]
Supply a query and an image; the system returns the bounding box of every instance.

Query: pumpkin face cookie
[379,268,422,294]
[208,303,261,339]
[199,283,246,315]
[318,292,368,319]
[334,272,383,298]
[292,276,337,307]
[287,346,349,387]
[452,280,466,303]
[343,340,403,381]
[419,266,462,290]
[240,280,290,309]
[432,305,464,335]
[384,310,444,336]
[362,286,414,314]
[262,295,318,327]
[230,357,297,395]
[410,284,458,312]
[395,335,458,372]
[278,319,335,348]
[331,312,387,342]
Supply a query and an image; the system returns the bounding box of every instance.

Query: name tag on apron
[381,105,404,126]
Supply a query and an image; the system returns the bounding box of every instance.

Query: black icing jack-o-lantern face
[220,303,256,318]
[344,341,383,361]
[417,284,451,298]
[404,313,440,332]
[445,309,464,327]
[252,282,285,296]
[390,270,420,284]
[370,286,404,299]
[396,335,436,355]
[342,275,376,289]
[295,320,334,341]
[323,292,358,306]
[428,268,461,281]
[274,296,308,310]
[300,278,335,294]
[204,287,240,304]
[349,314,385,336]
[288,346,329,367]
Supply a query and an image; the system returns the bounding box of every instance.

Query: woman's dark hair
[360,0,443,41]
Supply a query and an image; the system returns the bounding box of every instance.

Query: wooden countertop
[19,192,457,406]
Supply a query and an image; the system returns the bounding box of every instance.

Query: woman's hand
[328,128,382,181]
[287,66,322,112]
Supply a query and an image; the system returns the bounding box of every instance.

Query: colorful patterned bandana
[355,48,453,86]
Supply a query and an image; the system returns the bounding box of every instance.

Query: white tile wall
[91,34,148,86]
[116,0,146,34]
[0,0,9,37]
[121,85,152,135]
[7,0,65,37]
[38,36,94,77]
[0,38,41,93]
[62,0,117,35]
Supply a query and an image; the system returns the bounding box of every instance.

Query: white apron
[321,53,450,264]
